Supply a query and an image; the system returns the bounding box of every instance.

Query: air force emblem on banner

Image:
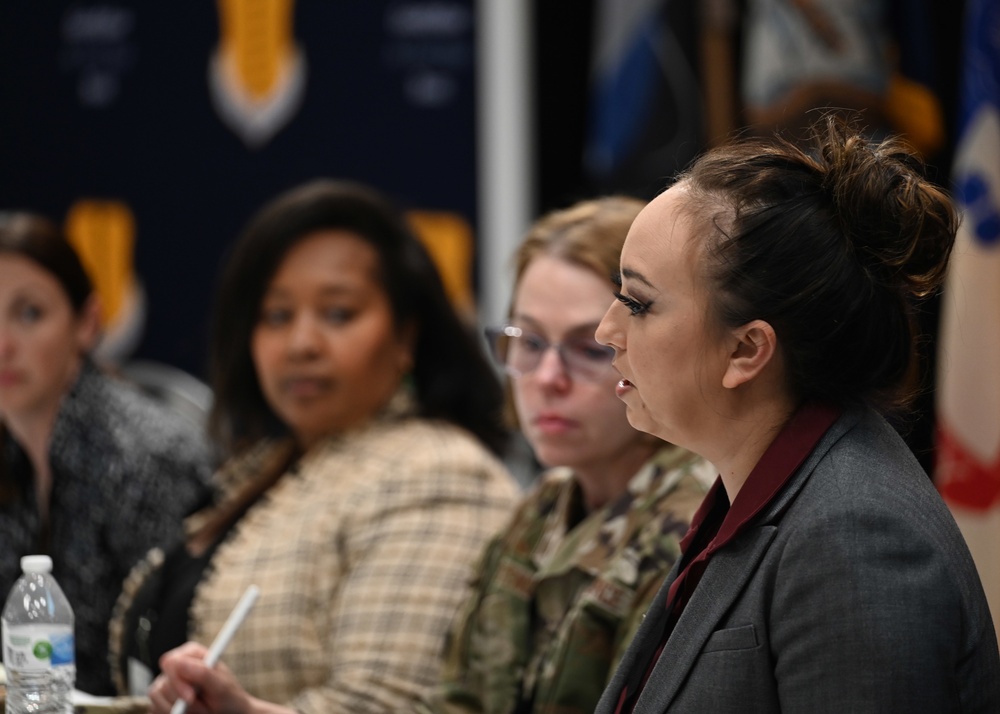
[209,0,307,148]
[65,200,146,364]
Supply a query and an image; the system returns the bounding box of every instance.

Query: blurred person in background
[424,197,713,714]
[0,212,212,694]
[111,179,519,713]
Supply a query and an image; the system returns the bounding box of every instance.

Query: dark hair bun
[682,115,958,412]
[818,118,956,299]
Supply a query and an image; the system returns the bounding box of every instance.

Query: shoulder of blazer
[753,406,865,525]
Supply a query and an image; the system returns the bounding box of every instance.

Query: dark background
[0,0,973,471]
[0,2,477,377]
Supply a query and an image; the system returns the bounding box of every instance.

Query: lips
[0,371,22,387]
[533,413,578,435]
[614,378,635,398]
[281,377,332,398]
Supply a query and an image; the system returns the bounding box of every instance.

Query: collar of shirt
[614,401,843,714]
[668,401,842,610]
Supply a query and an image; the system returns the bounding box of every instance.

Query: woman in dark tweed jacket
[0,212,213,695]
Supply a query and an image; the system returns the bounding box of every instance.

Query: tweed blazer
[596,407,1000,713]
[111,413,519,713]
[0,359,212,695]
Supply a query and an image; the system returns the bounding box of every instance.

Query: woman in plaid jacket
[111,180,519,714]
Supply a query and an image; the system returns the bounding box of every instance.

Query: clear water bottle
[2,555,75,714]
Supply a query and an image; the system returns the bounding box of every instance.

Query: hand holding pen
[148,585,260,714]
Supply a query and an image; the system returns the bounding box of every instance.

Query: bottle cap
[21,555,53,574]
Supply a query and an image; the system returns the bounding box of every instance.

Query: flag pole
[475,0,534,327]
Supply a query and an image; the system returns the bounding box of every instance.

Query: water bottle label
[2,624,74,672]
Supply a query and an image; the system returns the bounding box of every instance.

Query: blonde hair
[510,196,645,314]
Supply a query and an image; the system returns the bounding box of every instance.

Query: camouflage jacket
[427,445,714,714]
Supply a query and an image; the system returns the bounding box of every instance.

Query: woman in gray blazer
[593,116,1000,713]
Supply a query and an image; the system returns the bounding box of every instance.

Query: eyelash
[613,291,650,316]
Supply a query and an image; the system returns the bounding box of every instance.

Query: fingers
[169,641,211,660]
[149,641,250,714]
[149,643,210,712]
[147,673,180,714]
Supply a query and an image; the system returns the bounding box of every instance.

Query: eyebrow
[10,288,54,305]
[512,314,603,337]
[262,284,361,299]
[621,267,655,289]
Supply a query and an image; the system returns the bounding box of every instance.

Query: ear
[75,294,103,354]
[722,319,778,389]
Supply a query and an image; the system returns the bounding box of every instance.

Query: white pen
[169,584,261,714]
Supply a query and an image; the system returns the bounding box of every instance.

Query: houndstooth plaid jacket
[113,410,518,713]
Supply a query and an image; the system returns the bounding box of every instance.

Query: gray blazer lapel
[633,525,778,713]
[599,409,861,713]
[594,559,682,714]
[632,409,860,712]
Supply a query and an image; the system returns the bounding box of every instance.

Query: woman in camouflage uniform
[426,197,714,714]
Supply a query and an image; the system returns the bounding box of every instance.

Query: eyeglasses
[484,324,616,382]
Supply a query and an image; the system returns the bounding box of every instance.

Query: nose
[287,313,321,357]
[595,301,621,351]
[532,345,571,387]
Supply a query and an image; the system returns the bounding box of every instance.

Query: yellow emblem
[210,0,306,148]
